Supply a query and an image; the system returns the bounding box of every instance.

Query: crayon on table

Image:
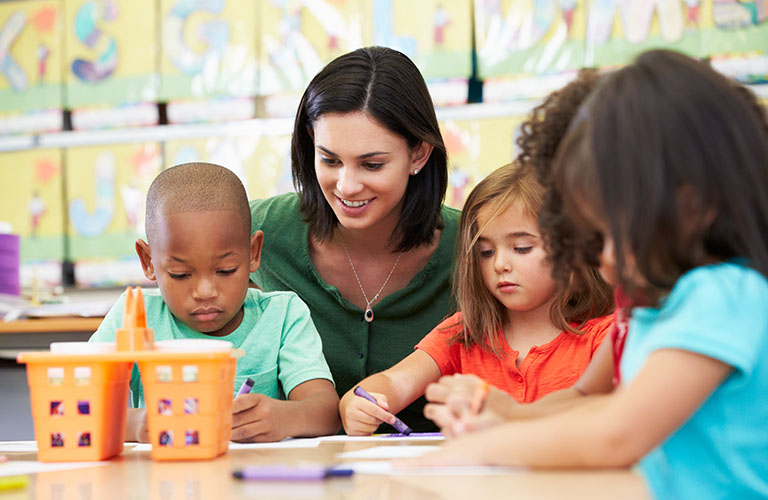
[233,465,354,480]
[353,386,412,435]
[237,377,255,396]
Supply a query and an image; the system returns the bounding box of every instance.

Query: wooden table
[0,438,651,499]
[0,317,103,353]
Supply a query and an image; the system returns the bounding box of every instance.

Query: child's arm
[424,338,616,435]
[339,350,442,435]
[125,408,149,442]
[410,349,732,467]
[230,378,339,442]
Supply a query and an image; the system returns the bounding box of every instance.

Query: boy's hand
[125,408,149,443]
[231,394,291,442]
[339,389,396,435]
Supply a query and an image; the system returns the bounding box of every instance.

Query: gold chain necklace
[339,234,402,323]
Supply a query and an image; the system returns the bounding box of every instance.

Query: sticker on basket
[158,399,172,416]
[159,430,173,446]
[185,430,199,446]
[184,398,198,415]
[78,432,91,447]
[182,365,198,382]
[48,367,64,385]
[77,400,90,415]
[156,366,172,382]
[50,401,64,416]
[51,432,64,447]
[74,366,92,385]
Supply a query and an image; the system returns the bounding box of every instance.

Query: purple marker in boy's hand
[353,386,412,435]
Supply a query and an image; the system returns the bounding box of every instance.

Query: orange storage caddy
[18,287,241,462]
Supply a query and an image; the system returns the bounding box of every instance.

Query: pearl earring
[412,168,419,175]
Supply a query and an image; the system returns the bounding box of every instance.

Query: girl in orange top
[339,162,614,435]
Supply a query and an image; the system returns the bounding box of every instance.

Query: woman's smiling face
[312,111,430,234]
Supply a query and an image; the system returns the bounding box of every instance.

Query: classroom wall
[0,0,766,289]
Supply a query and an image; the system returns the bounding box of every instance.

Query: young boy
[90,162,340,442]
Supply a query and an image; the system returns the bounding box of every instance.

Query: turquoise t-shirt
[90,288,334,407]
[621,262,768,499]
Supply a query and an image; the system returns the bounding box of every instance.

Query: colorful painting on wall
[64,0,158,108]
[64,143,161,286]
[159,0,258,101]
[163,130,294,201]
[0,149,65,287]
[0,1,63,132]
[440,115,523,209]
[258,0,369,96]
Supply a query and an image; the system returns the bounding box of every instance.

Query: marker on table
[469,380,490,415]
[233,465,354,480]
[236,377,255,397]
[353,386,412,435]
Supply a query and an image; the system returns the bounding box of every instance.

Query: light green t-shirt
[90,288,333,408]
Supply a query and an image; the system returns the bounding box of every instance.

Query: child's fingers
[423,403,462,437]
[424,381,449,403]
[358,398,397,426]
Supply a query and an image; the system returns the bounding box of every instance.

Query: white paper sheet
[336,445,441,459]
[343,461,517,476]
[319,434,445,443]
[0,441,37,453]
[127,437,321,453]
[0,461,108,477]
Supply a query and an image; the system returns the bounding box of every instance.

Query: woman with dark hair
[249,46,460,432]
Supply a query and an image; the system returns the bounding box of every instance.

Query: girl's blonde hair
[451,163,613,354]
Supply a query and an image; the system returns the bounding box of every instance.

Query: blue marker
[233,465,354,480]
[236,377,255,397]
[353,386,412,435]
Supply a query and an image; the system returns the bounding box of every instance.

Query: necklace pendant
[364,306,374,323]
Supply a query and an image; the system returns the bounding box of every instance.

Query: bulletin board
[0,148,65,286]
[0,1,63,116]
[258,0,369,96]
[364,0,473,80]
[163,132,294,201]
[64,0,158,108]
[64,143,161,286]
[159,0,258,100]
[440,115,523,209]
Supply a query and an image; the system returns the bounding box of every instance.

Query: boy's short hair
[145,162,251,244]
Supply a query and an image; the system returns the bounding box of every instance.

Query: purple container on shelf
[0,233,20,295]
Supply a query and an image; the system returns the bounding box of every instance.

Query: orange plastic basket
[17,287,241,462]
[137,352,236,461]
[17,352,133,462]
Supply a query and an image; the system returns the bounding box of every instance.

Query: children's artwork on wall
[164,130,294,201]
[440,115,522,209]
[475,0,588,79]
[0,1,63,133]
[65,143,161,287]
[366,0,472,81]
[64,0,158,111]
[160,0,258,101]
[258,0,368,97]
[0,149,64,287]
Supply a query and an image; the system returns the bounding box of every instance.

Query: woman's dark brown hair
[291,46,448,252]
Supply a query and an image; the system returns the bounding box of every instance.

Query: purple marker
[233,465,354,480]
[353,386,412,435]
[236,377,255,397]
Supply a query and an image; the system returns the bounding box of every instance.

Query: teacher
[249,46,460,432]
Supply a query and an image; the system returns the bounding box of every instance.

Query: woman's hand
[339,389,396,436]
